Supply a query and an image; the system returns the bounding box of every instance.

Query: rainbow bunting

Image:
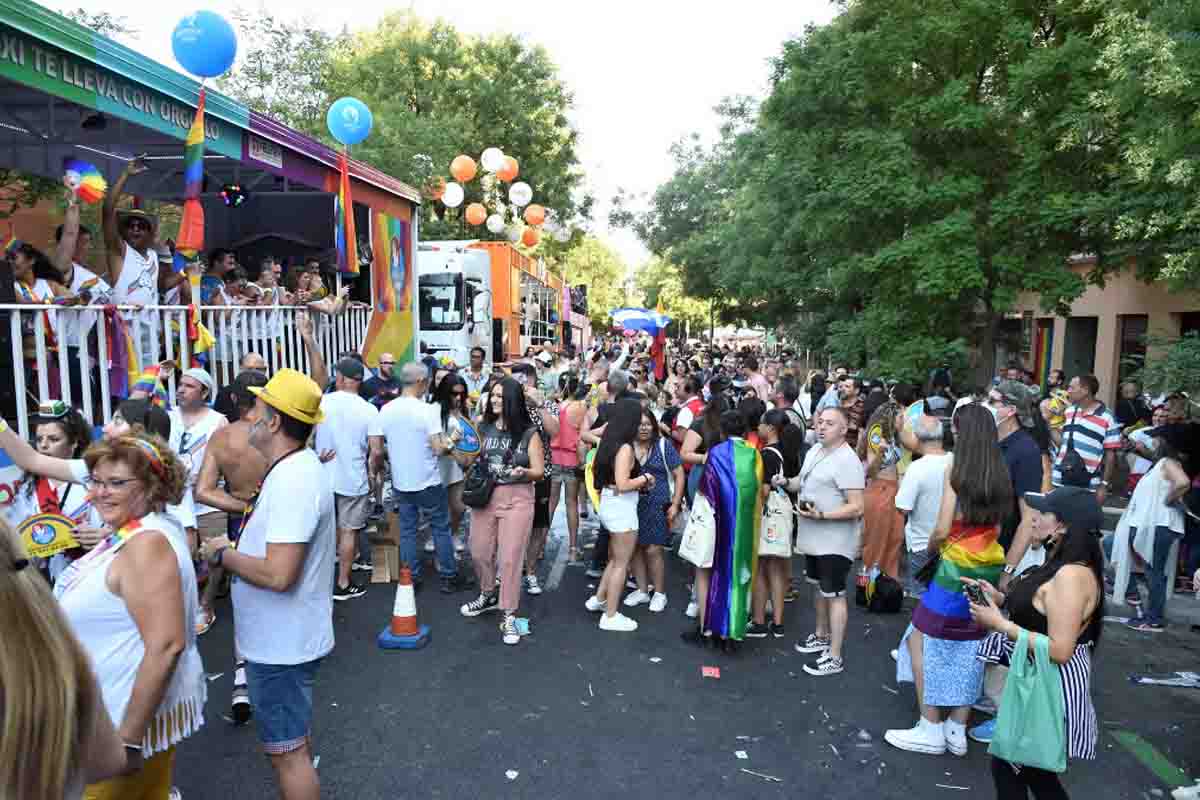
[174,88,207,271]
[335,150,359,275]
[700,438,762,640]
[130,364,168,408]
[911,523,1005,641]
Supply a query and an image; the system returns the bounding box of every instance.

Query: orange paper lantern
[450,154,477,183]
[523,204,546,226]
[465,203,487,226]
[521,226,540,247]
[497,156,519,183]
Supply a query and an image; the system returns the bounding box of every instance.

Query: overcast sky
[64,0,839,267]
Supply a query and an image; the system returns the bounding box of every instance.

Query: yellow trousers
[84,746,175,800]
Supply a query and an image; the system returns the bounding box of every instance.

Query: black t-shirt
[998,428,1044,550]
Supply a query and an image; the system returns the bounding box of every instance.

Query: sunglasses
[125,220,150,231]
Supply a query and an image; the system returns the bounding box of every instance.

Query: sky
[64,0,840,269]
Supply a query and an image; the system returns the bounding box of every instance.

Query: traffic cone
[377,565,431,650]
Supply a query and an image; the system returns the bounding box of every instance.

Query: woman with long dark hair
[624,406,684,614]
[434,373,474,553]
[460,378,544,645]
[585,398,649,632]
[967,486,1104,798]
[886,403,1012,758]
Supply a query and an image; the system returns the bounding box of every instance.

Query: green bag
[988,628,1067,773]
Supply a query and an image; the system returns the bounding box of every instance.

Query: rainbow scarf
[912,522,1005,641]
[700,438,762,640]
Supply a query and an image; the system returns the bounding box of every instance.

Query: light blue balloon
[172,11,238,78]
[327,97,374,146]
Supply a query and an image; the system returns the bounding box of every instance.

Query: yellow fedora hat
[248,368,325,425]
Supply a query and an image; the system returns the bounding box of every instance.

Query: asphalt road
[175,509,1200,799]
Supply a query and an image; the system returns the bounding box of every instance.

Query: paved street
[176,509,1200,799]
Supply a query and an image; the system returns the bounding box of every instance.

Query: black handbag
[461,428,529,508]
[1059,407,1103,488]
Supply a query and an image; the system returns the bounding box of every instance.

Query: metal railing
[2,302,373,439]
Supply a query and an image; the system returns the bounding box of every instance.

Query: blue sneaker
[969,718,996,744]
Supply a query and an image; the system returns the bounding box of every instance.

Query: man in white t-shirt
[894,414,950,596]
[315,357,383,601]
[373,362,469,593]
[200,368,333,800]
[168,367,229,635]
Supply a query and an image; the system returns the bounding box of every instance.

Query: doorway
[1062,316,1098,382]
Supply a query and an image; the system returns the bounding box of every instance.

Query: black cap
[335,357,365,381]
[1023,487,1103,532]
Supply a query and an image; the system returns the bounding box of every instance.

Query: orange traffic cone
[377,565,431,650]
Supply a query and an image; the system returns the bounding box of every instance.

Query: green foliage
[560,236,627,329]
[0,171,60,221]
[635,256,710,337]
[1129,332,1200,396]
[61,8,135,38]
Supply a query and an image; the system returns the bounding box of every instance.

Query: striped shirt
[1051,403,1121,490]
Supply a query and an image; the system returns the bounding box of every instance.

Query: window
[1118,314,1148,384]
[418,274,464,331]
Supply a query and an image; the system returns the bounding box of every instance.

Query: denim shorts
[245,658,322,754]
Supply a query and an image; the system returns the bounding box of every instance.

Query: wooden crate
[368,513,402,583]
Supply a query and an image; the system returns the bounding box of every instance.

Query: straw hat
[248,368,325,425]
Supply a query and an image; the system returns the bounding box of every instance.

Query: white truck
[416,241,493,368]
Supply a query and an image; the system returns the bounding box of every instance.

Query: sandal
[195,607,216,636]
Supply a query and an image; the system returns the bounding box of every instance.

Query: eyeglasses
[380,361,395,366]
[86,476,138,492]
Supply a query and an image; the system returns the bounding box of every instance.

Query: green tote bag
[988,628,1068,773]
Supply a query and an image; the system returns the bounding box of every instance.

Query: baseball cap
[1023,487,1103,533]
[995,380,1035,427]
[536,350,553,365]
[335,357,365,381]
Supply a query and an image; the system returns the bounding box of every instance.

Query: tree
[559,236,626,330]
[635,256,709,339]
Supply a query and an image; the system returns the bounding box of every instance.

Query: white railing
[2,303,373,439]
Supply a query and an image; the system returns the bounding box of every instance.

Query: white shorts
[598,488,639,532]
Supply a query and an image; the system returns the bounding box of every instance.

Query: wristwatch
[1002,564,1017,576]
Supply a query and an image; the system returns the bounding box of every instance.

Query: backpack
[867,573,904,614]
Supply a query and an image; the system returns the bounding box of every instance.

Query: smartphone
[964,582,987,606]
[797,499,815,513]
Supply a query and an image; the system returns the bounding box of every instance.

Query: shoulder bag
[988,628,1068,773]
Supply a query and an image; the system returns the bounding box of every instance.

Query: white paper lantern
[554,227,570,243]
[507,224,523,243]
[508,181,533,207]
[442,181,464,209]
[486,214,505,234]
[481,147,506,173]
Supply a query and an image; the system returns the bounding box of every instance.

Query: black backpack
[1060,405,1106,488]
[868,574,904,614]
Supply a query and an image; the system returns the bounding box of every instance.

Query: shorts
[245,658,322,754]
[533,479,551,529]
[550,462,579,484]
[598,488,639,532]
[335,493,371,531]
[805,554,852,598]
[196,510,228,542]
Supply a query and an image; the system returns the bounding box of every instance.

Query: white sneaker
[623,590,651,608]
[598,612,638,632]
[424,538,435,553]
[890,648,899,662]
[649,592,668,613]
[943,721,968,756]
[685,600,699,619]
[454,535,466,553]
[500,614,521,646]
[524,575,543,595]
[585,595,606,613]
[884,718,947,755]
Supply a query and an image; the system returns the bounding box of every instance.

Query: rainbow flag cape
[912,523,1005,641]
[335,150,359,275]
[700,438,762,640]
[174,88,206,271]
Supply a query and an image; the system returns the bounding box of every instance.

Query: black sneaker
[745,622,770,639]
[333,583,366,601]
[770,622,786,639]
[440,573,475,594]
[460,591,500,617]
[803,653,844,676]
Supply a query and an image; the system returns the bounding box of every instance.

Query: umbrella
[610,306,671,335]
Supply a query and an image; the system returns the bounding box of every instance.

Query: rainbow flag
[103,307,140,399]
[912,523,1005,641]
[174,88,206,271]
[335,151,359,275]
[700,438,762,640]
[361,210,415,364]
[130,363,167,408]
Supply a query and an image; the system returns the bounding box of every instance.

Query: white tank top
[55,511,206,756]
[111,245,159,308]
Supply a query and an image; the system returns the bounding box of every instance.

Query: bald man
[362,352,401,406]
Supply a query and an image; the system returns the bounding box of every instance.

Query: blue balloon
[172,11,238,78]
[327,97,374,146]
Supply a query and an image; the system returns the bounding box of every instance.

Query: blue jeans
[1130,526,1182,625]
[393,483,457,580]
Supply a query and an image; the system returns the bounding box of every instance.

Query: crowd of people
[3,319,1200,799]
